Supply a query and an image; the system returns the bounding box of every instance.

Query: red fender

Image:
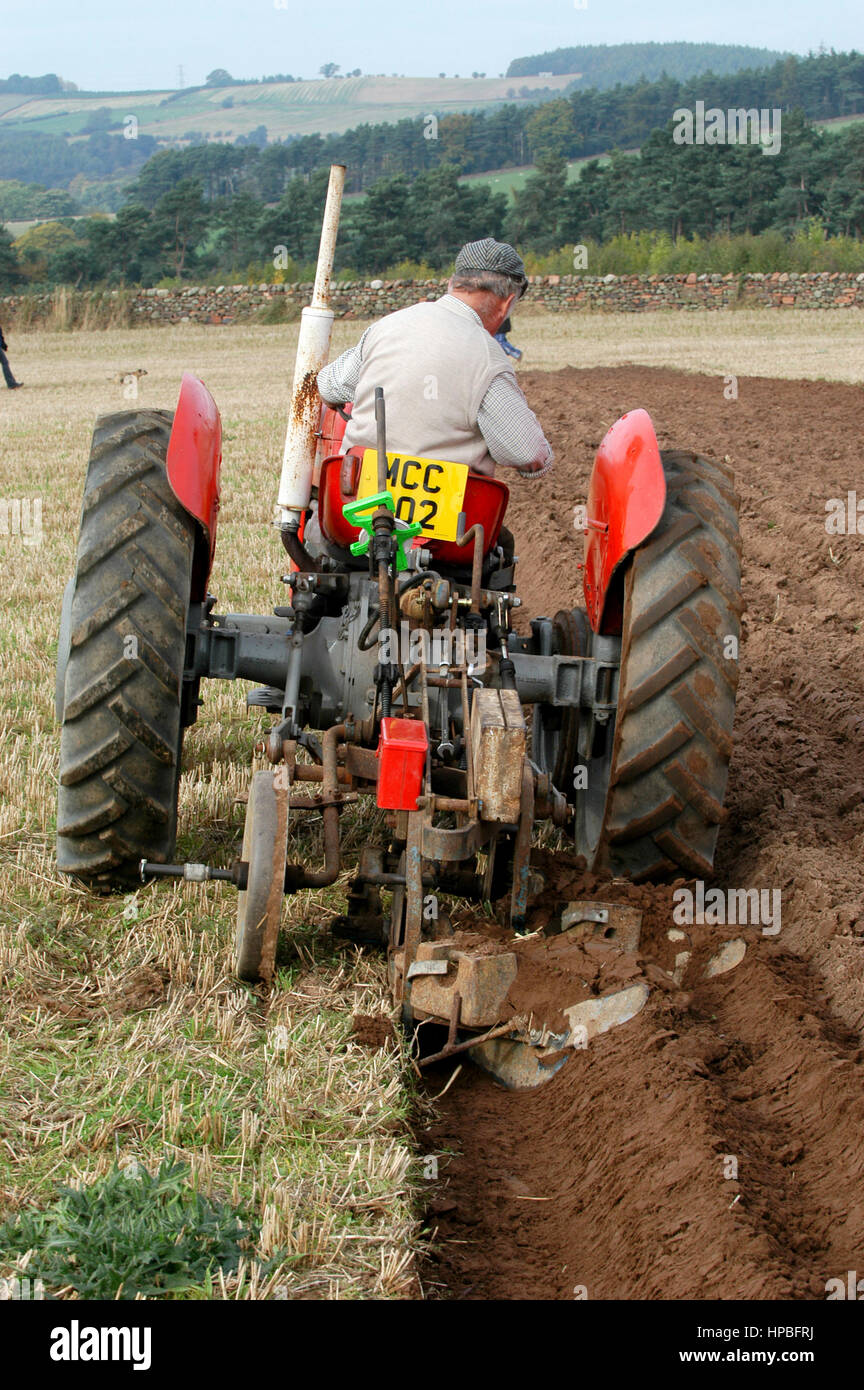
[583,408,666,634]
[165,372,222,600]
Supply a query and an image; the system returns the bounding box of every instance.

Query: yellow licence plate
[358,451,469,542]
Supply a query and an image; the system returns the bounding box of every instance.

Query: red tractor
[55,167,741,1086]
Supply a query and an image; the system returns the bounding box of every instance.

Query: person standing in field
[494,315,523,361]
[0,322,22,389]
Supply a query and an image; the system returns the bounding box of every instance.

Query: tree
[506,153,569,250]
[438,113,474,171]
[128,149,196,208]
[407,166,506,266]
[151,178,209,277]
[526,99,576,160]
[0,179,78,219]
[12,221,77,280]
[0,226,20,290]
[205,69,234,87]
[213,193,264,275]
[342,166,506,272]
[342,176,413,269]
[320,63,340,80]
[82,107,115,134]
[259,166,332,263]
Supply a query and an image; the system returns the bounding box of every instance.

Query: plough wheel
[235,770,289,983]
[531,607,588,793]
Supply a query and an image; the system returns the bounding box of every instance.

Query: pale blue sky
[3,0,860,92]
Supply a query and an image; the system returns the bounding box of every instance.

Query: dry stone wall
[3,271,863,328]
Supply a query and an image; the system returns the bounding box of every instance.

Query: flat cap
[454,238,526,289]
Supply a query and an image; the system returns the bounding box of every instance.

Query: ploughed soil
[417,365,864,1300]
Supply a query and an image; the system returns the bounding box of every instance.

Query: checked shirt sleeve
[477,373,554,479]
[316,327,372,405]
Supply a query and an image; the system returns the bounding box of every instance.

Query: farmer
[317,238,550,480]
[0,322,22,389]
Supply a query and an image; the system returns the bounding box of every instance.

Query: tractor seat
[317,450,510,569]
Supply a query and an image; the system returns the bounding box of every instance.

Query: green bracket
[342,492,423,573]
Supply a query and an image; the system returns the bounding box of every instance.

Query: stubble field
[1,307,862,1299]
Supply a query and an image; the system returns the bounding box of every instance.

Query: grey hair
[449,269,516,301]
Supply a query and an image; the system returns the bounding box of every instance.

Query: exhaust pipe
[277,162,346,529]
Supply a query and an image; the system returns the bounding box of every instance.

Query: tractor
[55,166,742,1087]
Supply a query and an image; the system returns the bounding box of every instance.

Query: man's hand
[516,457,552,479]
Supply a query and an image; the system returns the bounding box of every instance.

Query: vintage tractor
[55,166,742,1086]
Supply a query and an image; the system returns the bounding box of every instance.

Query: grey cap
[454,238,527,292]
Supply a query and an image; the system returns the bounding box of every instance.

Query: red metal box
[376,718,428,811]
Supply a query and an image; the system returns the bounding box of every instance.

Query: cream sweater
[339,296,519,475]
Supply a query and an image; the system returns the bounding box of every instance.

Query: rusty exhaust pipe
[277,163,346,532]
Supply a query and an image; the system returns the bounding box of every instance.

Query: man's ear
[491,293,515,334]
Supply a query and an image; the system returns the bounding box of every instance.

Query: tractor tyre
[56,410,196,888]
[581,451,742,881]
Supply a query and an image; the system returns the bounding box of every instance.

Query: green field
[461,152,626,198]
[345,154,623,207]
[817,113,864,133]
[0,73,577,143]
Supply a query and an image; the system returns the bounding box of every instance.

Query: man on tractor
[316,238,552,483]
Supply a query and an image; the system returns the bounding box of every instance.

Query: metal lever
[140,859,248,889]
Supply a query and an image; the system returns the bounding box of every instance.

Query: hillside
[1,48,861,221]
[0,73,576,144]
[507,41,790,86]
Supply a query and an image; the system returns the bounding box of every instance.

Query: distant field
[461,152,627,198]
[347,153,624,206]
[0,73,577,143]
[3,213,113,237]
[510,304,864,383]
[817,113,864,133]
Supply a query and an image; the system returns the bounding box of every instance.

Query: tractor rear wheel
[56,410,195,888]
[581,450,742,880]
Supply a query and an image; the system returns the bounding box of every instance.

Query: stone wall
[3,270,863,327]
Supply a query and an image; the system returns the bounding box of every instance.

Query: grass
[817,113,864,133]
[460,152,619,199]
[0,322,428,1299]
[0,1159,254,1299]
[0,74,575,143]
[4,286,133,330]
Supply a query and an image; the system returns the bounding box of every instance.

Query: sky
[2,0,861,92]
